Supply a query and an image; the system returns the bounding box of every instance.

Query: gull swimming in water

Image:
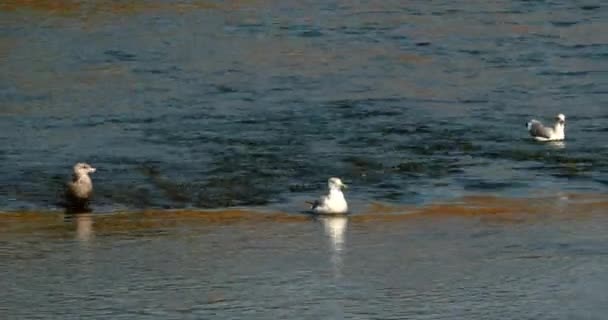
[65,163,96,212]
[308,177,348,215]
[526,113,566,141]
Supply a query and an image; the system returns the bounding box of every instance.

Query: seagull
[65,163,96,212]
[307,177,348,215]
[526,113,566,141]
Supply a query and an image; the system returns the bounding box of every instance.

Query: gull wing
[527,120,552,139]
[307,195,329,211]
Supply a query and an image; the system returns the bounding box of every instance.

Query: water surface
[1,0,607,211]
[1,1,608,318]
[2,194,608,319]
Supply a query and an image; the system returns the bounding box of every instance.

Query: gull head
[555,113,566,125]
[328,177,347,190]
[73,163,96,176]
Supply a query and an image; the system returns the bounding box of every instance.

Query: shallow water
[1,194,608,319]
[1,0,608,318]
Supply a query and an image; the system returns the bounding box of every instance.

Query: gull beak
[89,168,97,173]
[341,183,347,190]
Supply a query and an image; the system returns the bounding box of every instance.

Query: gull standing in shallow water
[308,177,348,215]
[526,113,566,141]
[65,163,96,212]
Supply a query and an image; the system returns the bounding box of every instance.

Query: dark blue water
[1,0,606,212]
[1,2,608,318]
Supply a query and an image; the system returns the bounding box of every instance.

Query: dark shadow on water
[63,206,93,214]
[57,192,93,214]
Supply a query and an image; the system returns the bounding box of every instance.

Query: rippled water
[1,0,607,318]
[1,0,607,211]
[2,195,608,319]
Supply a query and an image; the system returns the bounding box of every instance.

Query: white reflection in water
[547,141,566,149]
[74,214,95,243]
[319,215,348,278]
[320,216,347,252]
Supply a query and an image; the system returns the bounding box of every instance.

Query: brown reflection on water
[356,193,608,223]
[0,0,81,14]
[64,213,94,242]
[0,193,606,239]
[0,0,299,17]
[0,0,219,15]
[94,1,218,15]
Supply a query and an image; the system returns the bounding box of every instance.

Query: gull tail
[305,200,319,209]
[526,119,539,131]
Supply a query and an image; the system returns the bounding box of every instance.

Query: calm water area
[0,0,607,318]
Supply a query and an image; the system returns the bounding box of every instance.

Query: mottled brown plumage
[65,163,96,212]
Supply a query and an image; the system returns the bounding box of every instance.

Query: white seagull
[526,113,566,141]
[308,177,349,215]
[65,162,96,212]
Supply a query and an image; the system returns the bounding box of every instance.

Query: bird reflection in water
[64,213,95,243]
[318,215,348,278]
[547,141,566,149]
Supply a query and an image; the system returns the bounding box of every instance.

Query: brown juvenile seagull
[65,163,96,212]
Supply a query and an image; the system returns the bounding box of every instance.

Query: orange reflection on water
[0,0,81,14]
[356,193,608,223]
[0,0,243,15]
[0,193,606,238]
